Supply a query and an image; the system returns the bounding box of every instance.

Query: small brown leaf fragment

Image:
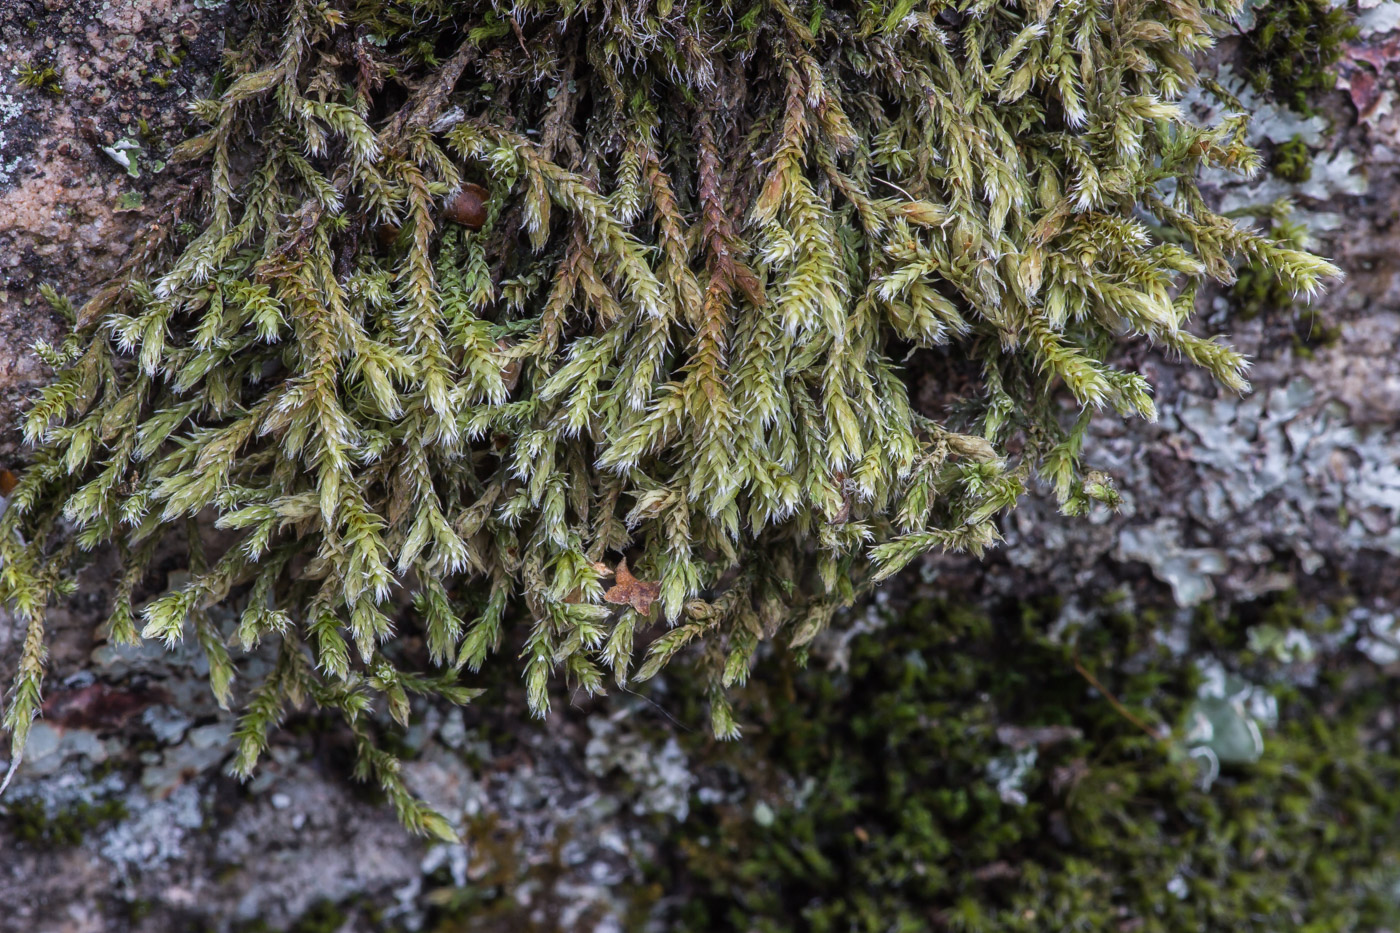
[832,497,851,524]
[603,558,661,616]
[444,183,489,230]
[0,469,17,497]
[831,469,852,523]
[971,861,1019,883]
[946,433,1000,462]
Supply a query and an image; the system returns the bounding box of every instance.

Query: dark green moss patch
[1242,0,1358,115]
[1270,135,1313,184]
[652,596,1400,932]
[2,793,128,846]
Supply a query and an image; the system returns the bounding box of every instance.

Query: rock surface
[0,0,232,458]
[2,3,1399,931]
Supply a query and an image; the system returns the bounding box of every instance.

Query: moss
[0,0,1341,833]
[234,898,358,933]
[15,60,63,96]
[1270,135,1313,184]
[1289,307,1343,356]
[1242,0,1358,115]
[419,813,595,932]
[650,595,1400,932]
[1230,249,1341,354]
[287,900,352,933]
[2,794,129,846]
[122,898,156,923]
[1228,215,1338,352]
[1230,258,1292,320]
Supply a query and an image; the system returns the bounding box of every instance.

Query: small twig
[537,41,583,166]
[1072,649,1168,743]
[377,39,480,144]
[268,41,481,267]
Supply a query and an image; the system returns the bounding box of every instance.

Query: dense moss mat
[1242,0,1358,115]
[654,597,1400,932]
[0,0,1341,830]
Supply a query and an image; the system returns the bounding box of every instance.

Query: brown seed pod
[0,468,17,497]
[444,183,489,230]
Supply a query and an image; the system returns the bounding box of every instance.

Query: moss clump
[1231,256,1299,320]
[234,898,367,933]
[2,0,1338,830]
[1290,307,1343,355]
[1270,135,1313,184]
[1242,0,1358,115]
[419,814,606,932]
[655,597,1400,932]
[16,60,64,96]
[2,794,128,846]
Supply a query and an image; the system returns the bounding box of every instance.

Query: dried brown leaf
[603,558,660,616]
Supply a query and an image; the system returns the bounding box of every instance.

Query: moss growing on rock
[2,793,128,846]
[656,596,1400,931]
[1241,0,1358,115]
[15,60,64,97]
[1269,135,1313,184]
[1,0,1338,830]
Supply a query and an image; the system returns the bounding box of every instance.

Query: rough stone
[1,4,1399,932]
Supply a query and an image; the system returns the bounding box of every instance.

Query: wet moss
[650,596,1400,932]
